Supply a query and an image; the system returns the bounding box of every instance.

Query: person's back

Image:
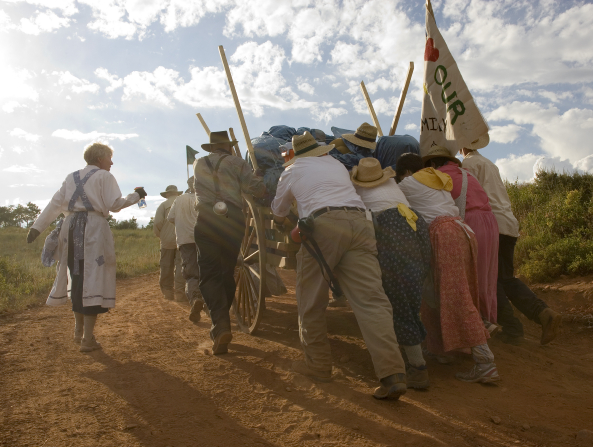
[154,196,178,249]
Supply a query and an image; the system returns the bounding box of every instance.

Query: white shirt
[167,192,197,246]
[462,151,520,237]
[354,179,409,213]
[398,176,459,225]
[32,165,139,231]
[271,156,365,218]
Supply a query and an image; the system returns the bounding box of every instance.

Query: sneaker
[292,360,332,382]
[212,330,232,355]
[455,363,500,383]
[539,308,562,345]
[373,373,407,400]
[189,300,204,323]
[80,336,102,353]
[73,330,83,344]
[406,365,430,390]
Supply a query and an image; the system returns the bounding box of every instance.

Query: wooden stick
[229,127,242,158]
[389,62,414,136]
[196,113,211,136]
[359,81,384,137]
[218,45,258,171]
[186,163,189,180]
[426,0,435,17]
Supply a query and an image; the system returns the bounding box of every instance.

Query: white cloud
[121,66,180,107]
[405,123,418,131]
[3,0,78,16]
[12,146,25,154]
[2,101,25,113]
[489,124,523,144]
[9,184,45,187]
[10,128,41,142]
[52,129,139,142]
[0,66,38,105]
[3,164,45,173]
[95,67,124,92]
[495,153,540,183]
[297,80,315,95]
[19,10,69,34]
[488,101,593,164]
[311,103,348,124]
[53,71,100,94]
[575,155,593,173]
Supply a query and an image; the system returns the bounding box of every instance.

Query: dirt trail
[1,271,593,447]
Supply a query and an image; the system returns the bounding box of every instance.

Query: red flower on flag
[424,38,439,62]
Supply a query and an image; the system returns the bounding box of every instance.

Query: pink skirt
[464,210,499,323]
[422,216,489,355]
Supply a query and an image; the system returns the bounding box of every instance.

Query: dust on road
[1,271,592,447]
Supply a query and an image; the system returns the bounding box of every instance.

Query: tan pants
[296,210,406,380]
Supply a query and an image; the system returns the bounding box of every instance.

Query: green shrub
[507,170,593,282]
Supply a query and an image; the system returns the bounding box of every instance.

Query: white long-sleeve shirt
[167,192,197,246]
[398,176,459,225]
[354,179,410,213]
[271,156,364,218]
[32,165,139,232]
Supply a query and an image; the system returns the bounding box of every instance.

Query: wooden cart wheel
[233,194,267,334]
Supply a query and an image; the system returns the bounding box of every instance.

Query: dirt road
[1,271,592,447]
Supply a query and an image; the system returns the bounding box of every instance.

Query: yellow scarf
[398,203,418,231]
[412,167,453,191]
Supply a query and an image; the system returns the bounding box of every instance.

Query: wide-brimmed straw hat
[201,131,238,152]
[160,185,183,198]
[464,133,490,151]
[283,131,335,167]
[422,145,461,166]
[330,138,351,154]
[342,122,378,150]
[350,158,395,188]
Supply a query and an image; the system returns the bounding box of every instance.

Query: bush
[507,170,593,282]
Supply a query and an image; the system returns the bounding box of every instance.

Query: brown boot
[539,308,562,345]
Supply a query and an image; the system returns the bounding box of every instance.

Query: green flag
[186,145,198,164]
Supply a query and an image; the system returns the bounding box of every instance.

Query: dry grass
[0,227,160,314]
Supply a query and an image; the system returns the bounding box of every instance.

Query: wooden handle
[426,0,434,17]
[389,62,414,136]
[359,81,384,137]
[218,45,258,171]
[229,127,242,158]
[196,113,210,136]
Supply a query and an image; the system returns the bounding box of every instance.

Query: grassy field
[0,227,160,314]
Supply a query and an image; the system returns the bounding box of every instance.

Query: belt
[311,206,365,219]
[64,210,105,217]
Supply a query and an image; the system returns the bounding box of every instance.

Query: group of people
[28,122,561,401]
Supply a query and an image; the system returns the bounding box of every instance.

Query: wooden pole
[359,81,384,137]
[196,113,211,137]
[218,45,258,171]
[426,0,434,17]
[229,127,242,158]
[389,62,414,136]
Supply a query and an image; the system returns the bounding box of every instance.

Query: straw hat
[350,158,395,188]
[160,185,183,198]
[342,122,378,150]
[464,133,490,151]
[282,132,335,167]
[201,130,238,152]
[422,145,461,166]
[330,138,351,154]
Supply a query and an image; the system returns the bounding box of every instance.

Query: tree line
[0,202,153,230]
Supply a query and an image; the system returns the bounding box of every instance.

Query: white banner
[419,5,489,157]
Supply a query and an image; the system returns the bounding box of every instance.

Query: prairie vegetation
[508,170,593,282]
[0,227,159,314]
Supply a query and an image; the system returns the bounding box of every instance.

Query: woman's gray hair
[84,143,113,165]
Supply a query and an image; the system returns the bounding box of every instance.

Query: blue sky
[1,0,592,224]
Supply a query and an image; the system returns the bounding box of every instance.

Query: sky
[1,0,593,224]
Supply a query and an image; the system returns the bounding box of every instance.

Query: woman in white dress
[27,143,146,352]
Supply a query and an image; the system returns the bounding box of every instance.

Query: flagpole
[389,62,414,136]
[359,81,384,137]
[229,127,242,158]
[218,45,259,172]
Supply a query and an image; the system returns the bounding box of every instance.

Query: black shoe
[212,331,232,355]
[496,332,524,345]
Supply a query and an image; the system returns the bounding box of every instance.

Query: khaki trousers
[296,210,406,380]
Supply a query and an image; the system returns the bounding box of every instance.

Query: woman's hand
[27,228,40,244]
[134,187,147,198]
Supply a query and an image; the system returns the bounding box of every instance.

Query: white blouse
[354,178,410,213]
[398,176,459,225]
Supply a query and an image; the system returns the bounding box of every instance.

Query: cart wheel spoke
[243,249,259,264]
